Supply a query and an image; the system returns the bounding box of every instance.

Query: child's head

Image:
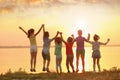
[78,29,82,36]
[55,37,62,44]
[28,28,34,38]
[67,37,73,43]
[93,34,100,41]
[44,31,49,38]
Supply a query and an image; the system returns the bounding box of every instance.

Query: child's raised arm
[71,34,74,39]
[87,33,90,41]
[71,34,76,43]
[100,38,110,45]
[19,26,27,35]
[60,32,66,44]
[85,33,90,42]
[43,24,45,33]
[35,24,44,36]
[51,31,59,42]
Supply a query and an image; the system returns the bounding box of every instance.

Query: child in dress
[42,25,59,72]
[54,37,62,74]
[60,33,75,73]
[19,24,44,72]
[88,34,110,72]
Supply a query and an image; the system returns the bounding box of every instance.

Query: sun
[67,19,90,38]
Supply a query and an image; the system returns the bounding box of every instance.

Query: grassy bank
[0,69,120,80]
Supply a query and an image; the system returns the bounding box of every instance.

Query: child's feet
[67,70,70,73]
[60,72,62,75]
[73,70,75,73]
[82,69,85,73]
[76,69,79,73]
[30,69,33,72]
[33,69,36,72]
[98,69,101,73]
[46,68,50,72]
[30,69,36,72]
[93,70,96,73]
[42,67,46,71]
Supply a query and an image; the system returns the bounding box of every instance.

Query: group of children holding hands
[19,24,110,74]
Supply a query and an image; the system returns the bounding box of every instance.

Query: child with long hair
[60,33,75,73]
[54,37,62,74]
[19,24,44,72]
[42,25,59,72]
[88,34,110,72]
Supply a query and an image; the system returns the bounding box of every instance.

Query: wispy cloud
[0,0,120,14]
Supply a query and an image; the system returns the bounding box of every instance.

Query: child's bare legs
[93,58,96,72]
[56,57,62,73]
[46,54,50,72]
[30,53,33,71]
[46,60,50,72]
[76,56,79,72]
[97,58,101,72]
[66,58,70,73]
[81,54,85,72]
[43,60,46,71]
[70,56,75,72]
[42,52,50,72]
[59,58,62,73]
[70,61,74,72]
[56,58,59,73]
[30,53,37,72]
[33,52,37,71]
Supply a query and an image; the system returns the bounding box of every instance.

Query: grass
[0,68,120,80]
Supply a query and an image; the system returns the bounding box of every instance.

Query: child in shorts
[54,37,62,74]
[87,34,110,72]
[42,25,59,72]
[60,33,75,73]
[19,24,44,72]
[74,29,90,73]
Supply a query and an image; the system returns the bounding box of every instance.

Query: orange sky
[0,0,120,46]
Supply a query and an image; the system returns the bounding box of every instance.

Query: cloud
[0,0,120,14]
[0,0,16,13]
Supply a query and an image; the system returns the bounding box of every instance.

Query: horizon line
[0,45,120,48]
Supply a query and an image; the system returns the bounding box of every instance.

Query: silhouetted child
[54,37,62,74]
[88,34,110,72]
[60,33,75,73]
[19,24,44,72]
[42,25,59,72]
[74,29,90,73]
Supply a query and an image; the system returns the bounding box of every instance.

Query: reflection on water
[0,46,120,74]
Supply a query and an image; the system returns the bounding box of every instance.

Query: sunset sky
[0,0,120,46]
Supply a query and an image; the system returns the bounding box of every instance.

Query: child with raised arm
[60,33,75,73]
[54,36,62,74]
[19,24,44,72]
[75,29,90,73]
[42,25,59,72]
[88,34,110,72]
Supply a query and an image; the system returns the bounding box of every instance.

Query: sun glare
[68,19,90,38]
